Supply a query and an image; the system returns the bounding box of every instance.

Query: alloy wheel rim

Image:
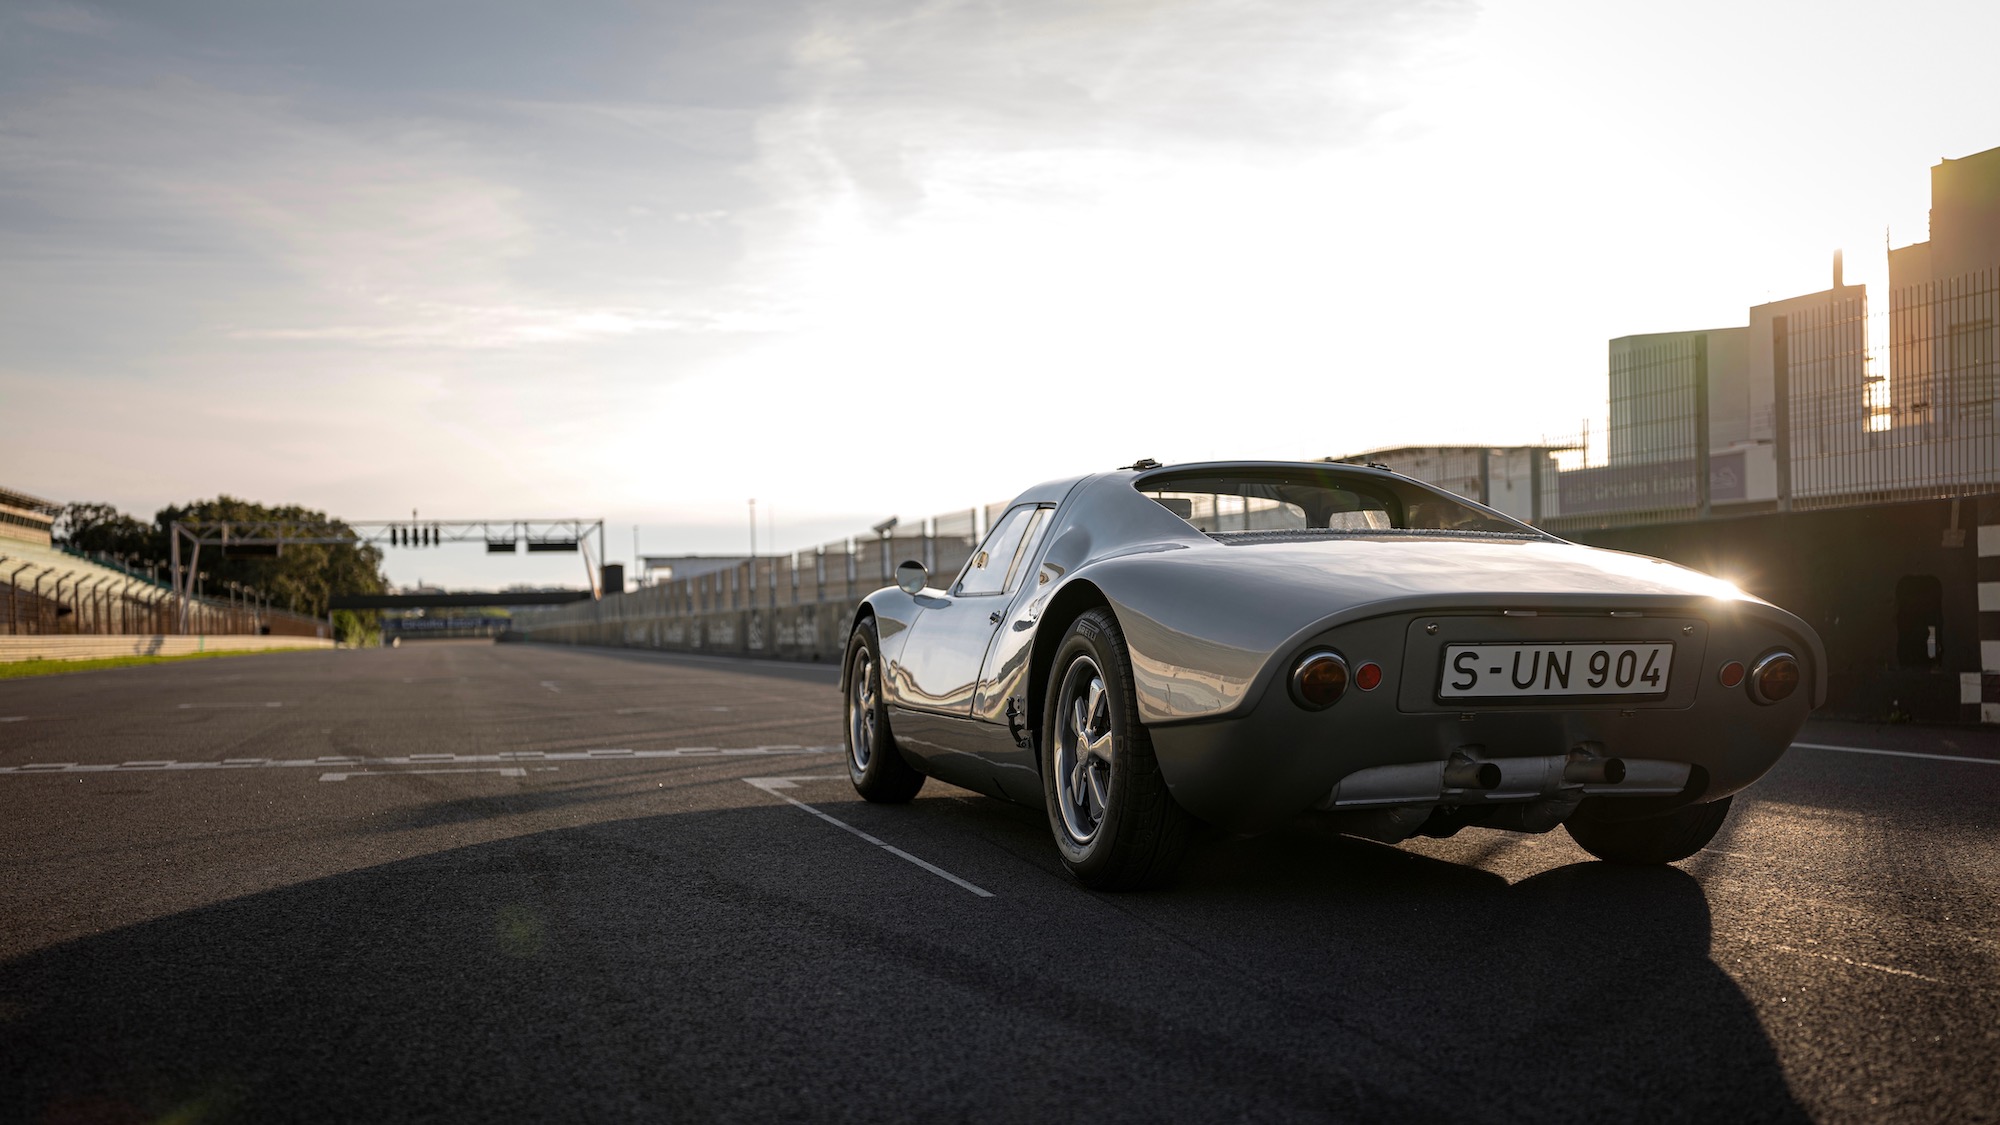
[849,650,877,771]
[1054,655,1113,845]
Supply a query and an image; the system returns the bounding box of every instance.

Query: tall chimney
[1833,248,1844,288]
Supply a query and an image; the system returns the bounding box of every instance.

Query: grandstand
[0,485,57,548]
[0,485,325,639]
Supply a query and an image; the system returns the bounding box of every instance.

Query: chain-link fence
[1517,269,1999,533]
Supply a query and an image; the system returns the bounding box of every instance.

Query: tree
[53,496,389,620]
[53,502,160,559]
[156,496,389,619]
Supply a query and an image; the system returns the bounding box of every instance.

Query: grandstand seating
[0,538,324,637]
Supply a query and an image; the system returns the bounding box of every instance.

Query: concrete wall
[513,595,864,665]
[1572,497,1990,723]
[0,635,337,662]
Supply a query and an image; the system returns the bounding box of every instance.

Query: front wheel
[844,620,924,803]
[1564,796,1733,864]
[1042,608,1193,890]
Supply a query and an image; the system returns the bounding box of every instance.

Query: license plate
[1439,642,1673,699]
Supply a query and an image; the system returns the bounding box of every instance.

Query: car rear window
[1138,468,1539,540]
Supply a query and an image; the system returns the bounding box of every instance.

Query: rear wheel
[1564,796,1733,864]
[1042,608,1192,890]
[845,620,924,803]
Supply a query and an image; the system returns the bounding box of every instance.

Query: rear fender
[1089,553,1827,726]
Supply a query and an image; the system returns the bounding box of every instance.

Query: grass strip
[0,648,323,680]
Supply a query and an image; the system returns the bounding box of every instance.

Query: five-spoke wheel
[1040,608,1193,889]
[1053,657,1114,846]
[844,619,924,803]
[849,648,880,774]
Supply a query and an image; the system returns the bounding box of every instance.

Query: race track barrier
[0,635,336,663]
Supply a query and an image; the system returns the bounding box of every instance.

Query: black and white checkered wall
[1972,496,2000,725]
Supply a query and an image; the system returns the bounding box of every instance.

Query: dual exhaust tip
[1442,749,1626,791]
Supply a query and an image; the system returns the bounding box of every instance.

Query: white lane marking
[0,745,839,776]
[0,716,26,723]
[745,776,994,898]
[178,702,283,709]
[1766,943,1946,985]
[321,768,528,782]
[1793,742,2000,767]
[540,681,561,693]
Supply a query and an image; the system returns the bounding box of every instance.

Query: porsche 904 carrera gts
[840,460,1823,889]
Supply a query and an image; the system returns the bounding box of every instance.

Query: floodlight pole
[170,523,183,634]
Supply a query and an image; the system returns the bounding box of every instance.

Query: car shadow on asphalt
[2,802,1808,1125]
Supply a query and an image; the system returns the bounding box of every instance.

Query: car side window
[999,508,1051,595]
[957,506,1040,597]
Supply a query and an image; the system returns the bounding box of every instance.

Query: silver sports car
[841,460,1823,890]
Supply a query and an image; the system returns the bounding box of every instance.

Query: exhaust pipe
[1442,751,1501,790]
[1564,752,1626,785]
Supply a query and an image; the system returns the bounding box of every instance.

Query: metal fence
[1,545,329,637]
[1789,268,1999,508]
[517,504,1001,658]
[1522,269,2000,533]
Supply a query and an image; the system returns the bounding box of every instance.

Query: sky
[4,0,1999,589]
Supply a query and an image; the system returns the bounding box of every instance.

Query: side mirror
[895,559,928,595]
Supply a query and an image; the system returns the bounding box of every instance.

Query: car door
[892,504,1050,713]
[887,504,1052,795]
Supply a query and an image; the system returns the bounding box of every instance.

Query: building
[639,554,750,586]
[1607,327,1747,466]
[0,486,58,547]
[1750,270,1869,501]
[1329,446,1551,524]
[1887,144,2000,431]
[1575,258,1867,520]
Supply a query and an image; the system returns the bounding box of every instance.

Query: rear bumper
[1147,683,1810,836]
[1145,599,1818,834]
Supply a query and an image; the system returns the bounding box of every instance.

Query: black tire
[1041,608,1193,890]
[844,619,924,803]
[1564,795,1733,864]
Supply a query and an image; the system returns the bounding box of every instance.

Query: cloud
[0,75,784,353]
[16,3,114,36]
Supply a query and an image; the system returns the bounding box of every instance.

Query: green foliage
[53,502,156,557]
[0,649,319,679]
[331,609,382,647]
[53,495,390,620]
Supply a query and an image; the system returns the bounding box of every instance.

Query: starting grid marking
[745,775,994,898]
[320,767,531,782]
[0,745,839,777]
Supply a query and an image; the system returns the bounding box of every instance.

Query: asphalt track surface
[2,641,1996,1125]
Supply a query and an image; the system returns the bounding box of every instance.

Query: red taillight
[1354,662,1382,691]
[1290,651,1349,710]
[1750,652,1801,705]
[1718,661,1745,688]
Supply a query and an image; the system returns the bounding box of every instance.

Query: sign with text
[1557,449,1746,516]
